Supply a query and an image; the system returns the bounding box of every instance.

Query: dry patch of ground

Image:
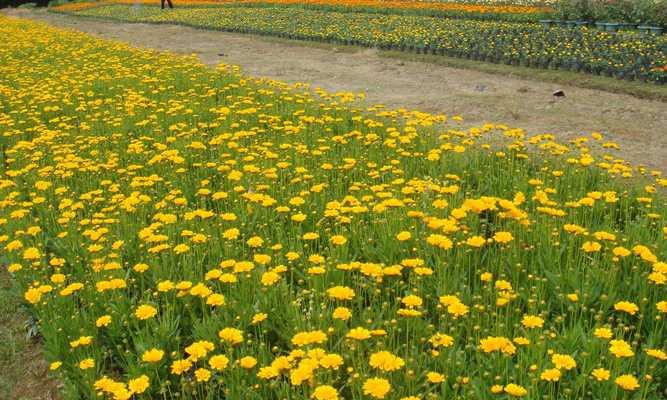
[0,271,61,400]
[4,8,667,171]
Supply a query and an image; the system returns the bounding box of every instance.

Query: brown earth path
[2,8,667,170]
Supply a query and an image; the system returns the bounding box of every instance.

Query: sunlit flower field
[0,15,665,400]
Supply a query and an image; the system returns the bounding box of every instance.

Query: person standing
[161,0,173,9]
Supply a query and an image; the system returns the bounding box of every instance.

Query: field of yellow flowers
[1,14,666,400]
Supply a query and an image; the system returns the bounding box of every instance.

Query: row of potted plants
[70,4,667,84]
[539,19,664,34]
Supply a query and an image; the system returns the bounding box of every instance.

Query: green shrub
[555,0,593,20]
[556,0,667,26]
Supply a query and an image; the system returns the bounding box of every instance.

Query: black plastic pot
[649,26,664,35]
[638,25,651,33]
[539,19,553,28]
[617,23,637,31]
[603,23,620,32]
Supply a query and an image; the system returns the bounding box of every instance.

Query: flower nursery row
[50,0,553,23]
[1,13,666,400]
[220,0,553,23]
[65,4,667,84]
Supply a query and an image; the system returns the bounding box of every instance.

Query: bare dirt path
[3,8,667,171]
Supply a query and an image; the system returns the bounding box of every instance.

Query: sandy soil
[3,8,667,172]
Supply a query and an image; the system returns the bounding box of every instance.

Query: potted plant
[637,0,666,34]
[591,0,609,29]
[539,19,555,28]
[556,0,594,27]
[591,0,633,31]
[553,0,571,25]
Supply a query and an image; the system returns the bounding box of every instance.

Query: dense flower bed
[67,4,667,83]
[1,14,666,400]
[51,0,553,22]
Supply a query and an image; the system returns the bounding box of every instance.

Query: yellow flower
[429,333,454,348]
[319,353,343,369]
[581,241,601,252]
[426,372,445,383]
[251,312,268,324]
[590,368,610,381]
[330,235,347,246]
[645,348,667,361]
[521,314,544,329]
[594,327,613,339]
[134,304,157,320]
[246,236,264,247]
[490,385,504,394]
[503,383,527,397]
[540,368,561,382]
[79,358,95,370]
[326,286,355,300]
[170,359,193,375]
[222,228,240,240]
[493,231,513,244]
[22,247,41,260]
[206,293,226,306]
[362,378,391,399]
[612,246,631,257]
[466,235,486,247]
[128,375,150,394]
[551,354,576,370]
[312,385,338,400]
[24,287,42,304]
[142,348,164,363]
[615,374,639,391]
[303,232,320,240]
[609,340,634,358]
[209,354,230,370]
[219,327,244,345]
[479,336,516,355]
[396,231,411,241]
[332,307,352,320]
[369,351,405,372]
[401,295,423,308]
[346,327,372,341]
[261,271,281,286]
[96,315,112,327]
[291,330,327,347]
[173,243,190,254]
[185,340,214,361]
[614,301,639,315]
[194,368,211,382]
[239,356,257,369]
